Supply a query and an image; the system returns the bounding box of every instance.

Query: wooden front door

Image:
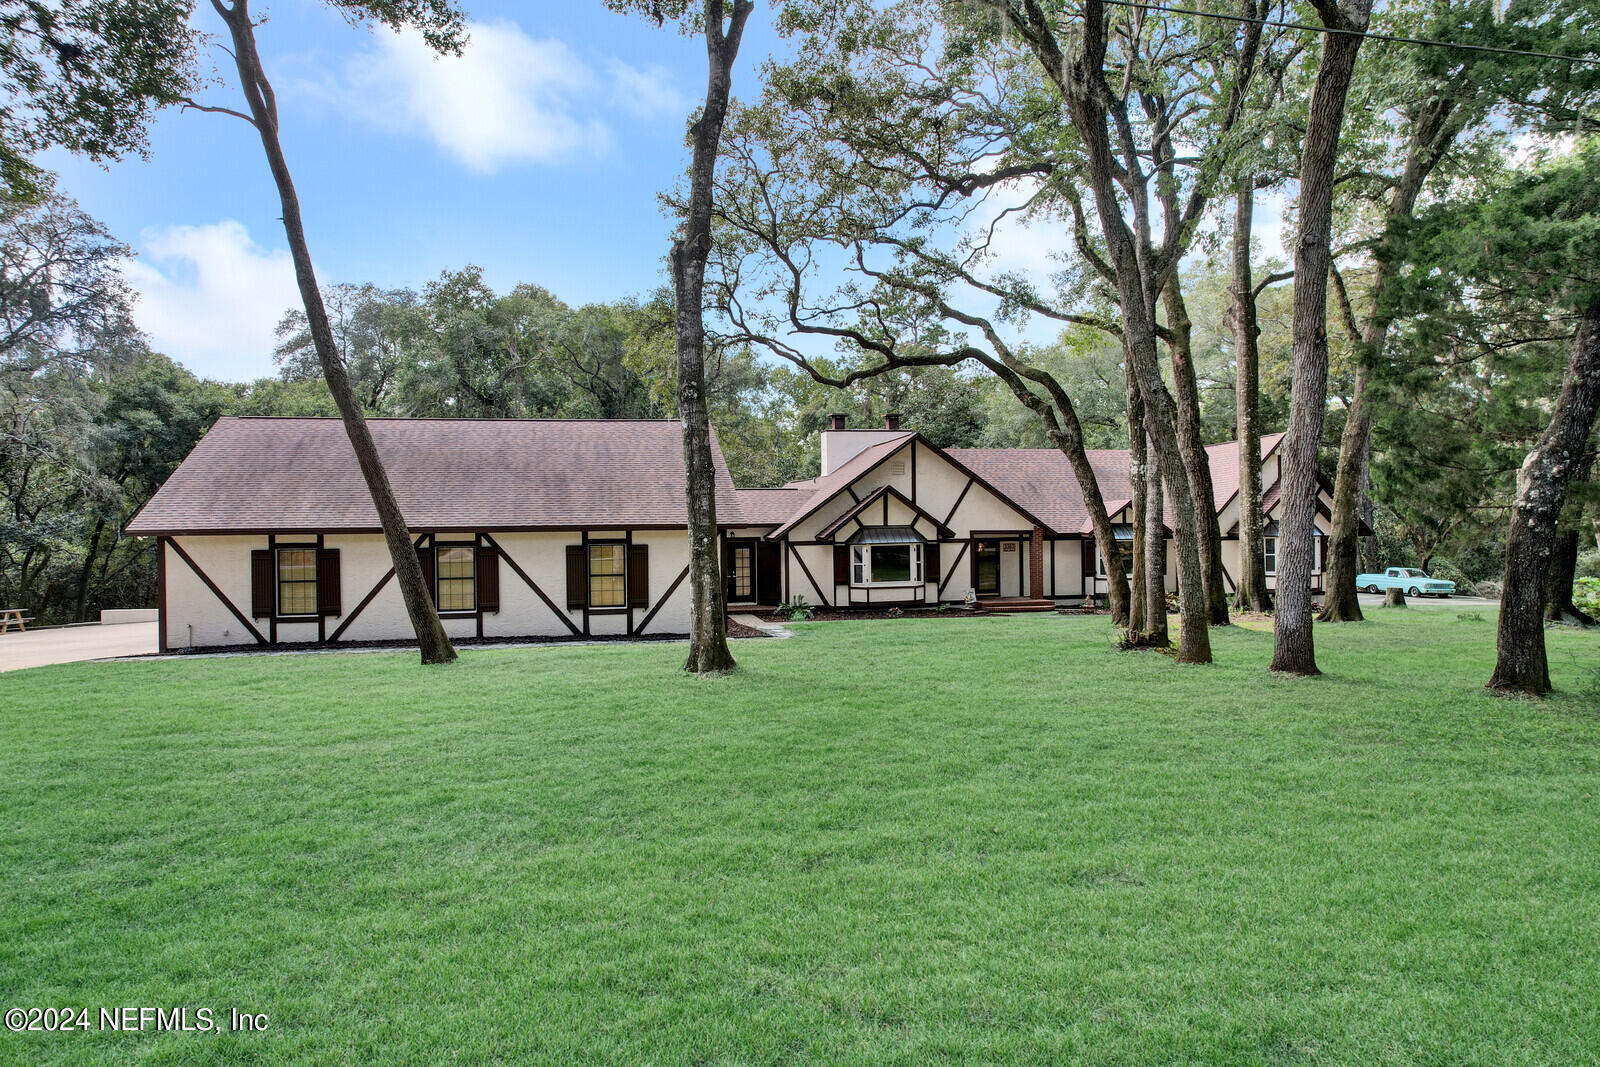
[974,539,1001,596]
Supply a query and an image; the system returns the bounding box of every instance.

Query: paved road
[0,622,158,673]
[1354,592,1498,611]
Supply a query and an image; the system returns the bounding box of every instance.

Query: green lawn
[1,613,1597,1065]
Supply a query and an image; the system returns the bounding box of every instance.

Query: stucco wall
[161,528,694,650]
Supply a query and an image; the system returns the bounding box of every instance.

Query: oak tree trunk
[673,0,752,674]
[1318,363,1370,622]
[214,0,454,664]
[1271,0,1372,676]
[1145,432,1169,647]
[1543,526,1595,625]
[1230,181,1271,613]
[1488,296,1600,695]
[1164,274,1229,625]
[1127,370,1148,635]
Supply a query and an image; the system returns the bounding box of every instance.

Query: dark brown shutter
[566,545,587,609]
[251,550,273,618]
[757,541,781,604]
[476,546,500,612]
[925,541,940,582]
[833,543,850,584]
[627,544,649,609]
[317,548,341,616]
[417,543,436,604]
[1081,538,1094,576]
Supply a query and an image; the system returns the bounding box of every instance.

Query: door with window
[725,539,756,603]
[974,539,1001,596]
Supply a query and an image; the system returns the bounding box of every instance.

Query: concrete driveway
[0,622,158,673]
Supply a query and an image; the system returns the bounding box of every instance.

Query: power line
[1099,0,1600,67]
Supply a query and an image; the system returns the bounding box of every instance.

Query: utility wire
[1099,0,1600,67]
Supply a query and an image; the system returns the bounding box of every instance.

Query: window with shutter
[628,544,649,609]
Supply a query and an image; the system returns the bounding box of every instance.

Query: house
[126,414,1338,651]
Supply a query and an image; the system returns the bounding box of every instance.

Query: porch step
[982,597,1058,614]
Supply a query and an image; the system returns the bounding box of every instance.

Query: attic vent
[887,460,906,475]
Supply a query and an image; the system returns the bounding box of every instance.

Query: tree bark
[1145,432,1169,647]
[1382,586,1406,608]
[1321,96,1459,623]
[1543,526,1595,625]
[1488,296,1600,695]
[1270,0,1372,676]
[674,0,752,674]
[1127,367,1147,635]
[1163,274,1229,624]
[213,0,454,664]
[1229,180,1271,613]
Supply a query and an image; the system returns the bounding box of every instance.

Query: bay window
[849,538,923,585]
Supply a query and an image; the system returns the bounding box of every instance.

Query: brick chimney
[829,413,847,430]
[884,412,901,430]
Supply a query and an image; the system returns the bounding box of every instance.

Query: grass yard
[1,612,1598,1065]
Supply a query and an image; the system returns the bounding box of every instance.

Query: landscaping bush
[1473,580,1503,600]
[1577,546,1600,580]
[1574,577,1600,618]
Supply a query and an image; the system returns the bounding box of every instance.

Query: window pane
[732,546,752,599]
[589,544,626,607]
[278,548,317,615]
[436,545,475,611]
[1263,537,1276,574]
[873,545,911,583]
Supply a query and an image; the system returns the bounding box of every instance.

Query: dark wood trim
[635,562,690,635]
[845,485,860,504]
[156,536,168,653]
[1050,538,1056,597]
[625,530,634,635]
[317,533,326,643]
[475,533,484,638]
[937,540,968,597]
[167,536,267,645]
[481,532,582,636]
[129,522,704,537]
[942,477,974,529]
[816,484,953,541]
[910,441,917,502]
[267,533,276,644]
[783,536,790,603]
[786,542,831,607]
[580,531,589,636]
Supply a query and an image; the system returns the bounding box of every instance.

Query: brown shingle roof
[730,488,809,526]
[126,417,740,534]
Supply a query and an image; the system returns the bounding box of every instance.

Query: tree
[1387,142,1600,694]
[612,0,755,674]
[197,0,463,665]
[0,0,199,197]
[1318,0,1600,623]
[1269,0,1372,677]
[1228,183,1273,612]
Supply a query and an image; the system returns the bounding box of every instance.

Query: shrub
[776,597,814,622]
[1577,547,1600,580]
[1574,577,1600,618]
[1473,580,1503,600]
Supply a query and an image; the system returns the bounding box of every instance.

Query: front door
[974,539,1001,596]
[725,540,756,603]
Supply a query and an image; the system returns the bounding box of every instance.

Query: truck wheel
[1407,586,1421,597]
[1364,584,1379,594]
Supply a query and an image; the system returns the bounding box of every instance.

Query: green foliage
[0,0,201,197]
[775,596,814,621]
[1575,577,1600,618]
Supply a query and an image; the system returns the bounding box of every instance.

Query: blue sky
[42,1,796,382]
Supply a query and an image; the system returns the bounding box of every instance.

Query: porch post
[1029,526,1045,600]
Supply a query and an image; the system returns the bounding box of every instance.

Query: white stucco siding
[1051,540,1085,598]
[159,528,695,650]
[163,535,263,650]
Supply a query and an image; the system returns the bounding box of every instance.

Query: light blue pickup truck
[1357,567,1456,597]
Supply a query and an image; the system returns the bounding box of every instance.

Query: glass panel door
[975,540,1000,595]
[730,543,754,600]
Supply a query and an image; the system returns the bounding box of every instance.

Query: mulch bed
[761,606,1107,623]
[725,619,772,639]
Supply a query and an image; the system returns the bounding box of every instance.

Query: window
[435,544,476,612]
[1096,550,1134,579]
[850,541,922,585]
[589,543,626,607]
[1263,536,1277,575]
[277,547,318,616]
[731,545,753,599]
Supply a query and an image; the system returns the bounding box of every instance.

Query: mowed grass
[1,613,1597,1065]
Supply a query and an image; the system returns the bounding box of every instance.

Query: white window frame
[850,541,923,586]
[1096,548,1134,580]
[1263,536,1277,576]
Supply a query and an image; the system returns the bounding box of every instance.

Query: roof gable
[816,484,954,540]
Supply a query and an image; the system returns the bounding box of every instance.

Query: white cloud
[122,220,302,381]
[308,20,687,172]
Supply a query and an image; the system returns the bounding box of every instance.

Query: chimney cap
[828,413,847,430]
[884,412,902,430]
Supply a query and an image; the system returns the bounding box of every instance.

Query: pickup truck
[1357,567,1456,597]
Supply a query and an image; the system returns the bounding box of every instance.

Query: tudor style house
[126,414,1340,651]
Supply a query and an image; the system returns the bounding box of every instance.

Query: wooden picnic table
[0,608,31,633]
